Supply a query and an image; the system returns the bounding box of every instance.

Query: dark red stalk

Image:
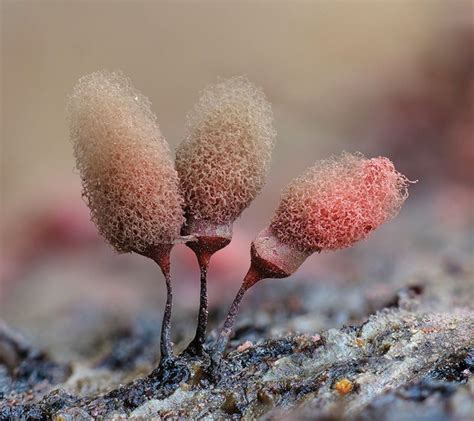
[183,235,230,356]
[144,244,175,366]
[209,240,296,373]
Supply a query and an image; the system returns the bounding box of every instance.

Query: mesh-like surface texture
[175,77,276,226]
[270,153,410,252]
[67,70,184,253]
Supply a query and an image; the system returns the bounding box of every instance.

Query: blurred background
[1,1,473,360]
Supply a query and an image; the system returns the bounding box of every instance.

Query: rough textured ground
[1,197,473,420]
[1,252,473,420]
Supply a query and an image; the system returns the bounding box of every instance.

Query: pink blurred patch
[1,189,100,285]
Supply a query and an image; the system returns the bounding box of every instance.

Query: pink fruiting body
[270,152,410,253]
[67,70,185,254]
[211,152,412,372]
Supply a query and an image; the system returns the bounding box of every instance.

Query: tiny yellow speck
[335,378,354,395]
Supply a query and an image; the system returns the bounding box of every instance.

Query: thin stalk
[160,266,173,364]
[180,220,232,357]
[208,234,299,376]
[184,252,211,356]
[150,245,175,366]
[210,266,262,371]
[210,283,247,367]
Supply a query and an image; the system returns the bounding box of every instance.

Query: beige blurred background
[1,1,473,352]
[2,0,471,212]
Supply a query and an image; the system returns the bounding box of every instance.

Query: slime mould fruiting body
[67,70,413,376]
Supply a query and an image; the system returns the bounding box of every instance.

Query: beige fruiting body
[176,77,276,356]
[67,70,185,254]
[176,76,276,234]
[67,70,185,365]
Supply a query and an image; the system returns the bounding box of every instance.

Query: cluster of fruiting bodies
[67,71,411,375]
